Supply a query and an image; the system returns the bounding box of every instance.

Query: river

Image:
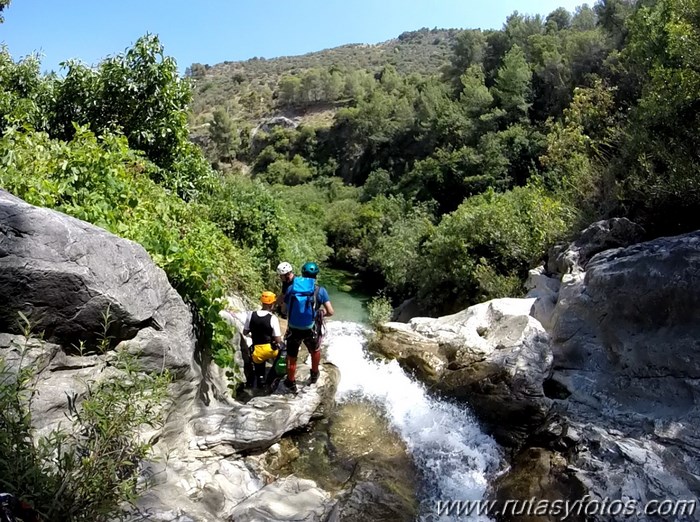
[318,279,503,520]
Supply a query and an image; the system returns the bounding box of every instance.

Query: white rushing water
[323,321,503,521]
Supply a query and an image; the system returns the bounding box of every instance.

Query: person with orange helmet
[243,291,283,389]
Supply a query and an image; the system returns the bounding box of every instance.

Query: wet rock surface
[270,400,419,522]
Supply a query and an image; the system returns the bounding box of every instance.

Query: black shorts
[285,327,320,357]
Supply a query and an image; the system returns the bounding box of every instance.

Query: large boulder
[0,190,194,376]
[547,218,645,275]
[371,298,553,446]
[544,231,700,516]
[190,365,339,453]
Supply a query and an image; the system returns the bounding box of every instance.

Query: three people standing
[242,261,333,394]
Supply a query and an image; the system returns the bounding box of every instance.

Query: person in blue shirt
[283,262,334,393]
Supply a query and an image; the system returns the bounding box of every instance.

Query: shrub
[418,185,573,313]
[0,316,170,521]
[260,155,316,185]
[367,295,393,328]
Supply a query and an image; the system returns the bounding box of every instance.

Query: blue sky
[2,1,585,74]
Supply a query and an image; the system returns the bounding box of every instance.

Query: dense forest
[1,0,699,352]
[189,0,700,312]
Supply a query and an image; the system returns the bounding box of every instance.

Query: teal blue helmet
[301,262,320,278]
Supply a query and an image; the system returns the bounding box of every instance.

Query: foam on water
[323,321,503,520]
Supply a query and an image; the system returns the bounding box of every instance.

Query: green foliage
[189,28,459,119]
[492,45,532,123]
[200,175,284,273]
[208,108,241,162]
[0,127,261,377]
[0,317,170,521]
[360,169,393,201]
[615,0,700,233]
[0,50,53,131]
[417,186,573,312]
[261,155,316,185]
[367,295,393,328]
[51,35,214,199]
[367,207,434,299]
[271,181,336,278]
[0,37,215,201]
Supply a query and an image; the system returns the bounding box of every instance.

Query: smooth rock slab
[226,475,334,522]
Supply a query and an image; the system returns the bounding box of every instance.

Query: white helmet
[276,262,293,275]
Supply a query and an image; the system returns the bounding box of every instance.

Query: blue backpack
[286,276,318,329]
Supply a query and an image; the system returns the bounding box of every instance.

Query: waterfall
[324,321,502,521]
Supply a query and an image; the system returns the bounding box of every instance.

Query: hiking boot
[308,370,320,385]
[283,378,297,394]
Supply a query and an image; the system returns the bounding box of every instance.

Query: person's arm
[243,312,252,337]
[270,315,283,345]
[323,300,334,317]
[318,287,334,317]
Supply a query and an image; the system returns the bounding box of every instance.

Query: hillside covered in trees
[187,28,460,122]
[2,0,699,321]
[189,0,700,314]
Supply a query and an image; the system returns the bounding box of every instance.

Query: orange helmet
[260,291,276,305]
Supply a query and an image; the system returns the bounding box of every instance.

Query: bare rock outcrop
[371,298,553,447]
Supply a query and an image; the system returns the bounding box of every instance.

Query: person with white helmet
[275,261,295,319]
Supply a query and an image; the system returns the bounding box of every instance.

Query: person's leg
[304,329,321,383]
[240,338,254,388]
[253,361,266,388]
[285,329,302,389]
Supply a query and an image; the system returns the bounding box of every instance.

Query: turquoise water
[318,268,371,325]
[324,282,370,324]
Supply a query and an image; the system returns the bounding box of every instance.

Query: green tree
[492,45,532,123]
[277,75,301,106]
[616,0,700,233]
[320,69,344,101]
[301,69,324,103]
[444,30,486,89]
[417,186,572,313]
[595,0,636,48]
[572,4,598,30]
[50,35,213,199]
[460,65,494,121]
[503,12,545,52]
[546,7,572,31]
[209,108,240,162]
[0,51,53,131]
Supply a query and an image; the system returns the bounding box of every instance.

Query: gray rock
[332,481,415,522]
[370,298,553,446]
[370,322,445,385]
[191,367,338,453]
[526,265,560,330]
[0,193,340,522]
[547,230,700,520]
[0,189,194,377]
[547,218,645,275]
[226,475,334,522]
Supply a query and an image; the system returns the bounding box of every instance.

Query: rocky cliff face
[0,190,340,521]
[373,219,700,521]
[539,225,700,521]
